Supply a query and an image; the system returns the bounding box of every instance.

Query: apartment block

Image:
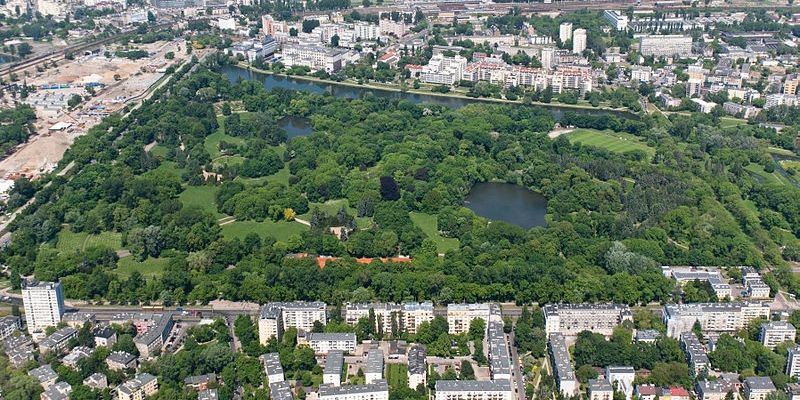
[606,366,635,399]
[282,44,350,73]
[365,349,384,384]
[407,345,426,389]
[663,302,770,338]
[418,54,468,85]
[447,303,492,335]
[261,352,285,384]
[41,381,71,400]
[760,321,796,350]
[319,380,389,400]
[603,10,629,30]
[680,333,709,376]
[63,346,93,369]
[0,316,19,341]
[434,380,513,400]
[259,302,327,344]
[106,351,137,371]
[118,373,159,400]
[302,332,356,355]
[786,346,800,378]
[39,326,77,354]
[134,312,174,358]
[22,281,65,335]
[270,381,294,400]
[549,333,578,396]
[742,267,771,299]
[662,266,731,300]
[589,379,613,400]
[696,380,725,400]
[488,321,511,381]
[28,364,58,389]
[544,304,633,336]
[572,28,587,54]
[743,377,776,400]
[638,35,693,57]
[324,350,345,386]
[345,302,433,335]
[559,22,573,43]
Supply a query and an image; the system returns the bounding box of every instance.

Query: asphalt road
[508,330,527,400]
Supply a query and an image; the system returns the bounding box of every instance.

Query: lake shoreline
[234,62,638,117]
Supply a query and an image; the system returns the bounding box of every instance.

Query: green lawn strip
[744,163,790,186]
[114,256,169,278]
[567,128,655,158]
[719,117,747,128]
[220,220,307,241]
[386,363,408,388]
[409,212,459,254]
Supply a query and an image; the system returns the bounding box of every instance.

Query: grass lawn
[409,212,459,254]
[149,144,170,158]
[204,116,246,158]
[151,161,184,178]
[221,220,307,241]
[567,129,655,158]
[299,199,372,229]
[114,256,169,278]
[780,160,800,174]
[719,117,748,128]
[769,147,798,157]
[744,163,793,186]
[56,228,122,253]
[386,363,408,388]
[212,155,246,167]
[179,185,222,217]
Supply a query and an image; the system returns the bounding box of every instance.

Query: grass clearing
[780,160,800,174]
[744,163,793,186]
[409,212,459,254]
[56,228,122,253]
[221,220,307,241]
[298,199,372,229]
[567,129,655,158]
[114,256,169,278]
[149,144,170,158]
[386,363,408,388]
[205,115,246,158]
[769,147,798,157]
[719,117,747,128]
[179,185,222,217]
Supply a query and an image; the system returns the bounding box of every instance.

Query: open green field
[179,185,222,217]
[56,229,122,253]
[386,364,408,388]
[149,144,170,158]
[150,161,184,178]
[567,129,655,158]
[212,155,246,167]
[409,212,459,254]
[220,220,307,241]
[114,256,169,278]
[719,117,748,128]
[744,163,794,186]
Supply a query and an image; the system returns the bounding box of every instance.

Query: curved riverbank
[231,63,639,118]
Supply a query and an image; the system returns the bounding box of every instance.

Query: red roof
[670,387,690,397]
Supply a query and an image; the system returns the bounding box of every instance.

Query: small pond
[464,182,547,229]
[280,115,313,139]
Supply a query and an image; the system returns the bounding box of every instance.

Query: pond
[221,65,636,120]
[280,115,313,139]
[464,182,547,229]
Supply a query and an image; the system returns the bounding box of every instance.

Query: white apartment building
[260,353,284,384]
[588,379,613,400]
[447,303,491,335]
[631,66,653,83]
[319,380,389,400]
[681,332,709,376]
[36,0,70,18]
[786,346,800,378]
[419,54,468,85]
[324,350,345,386]
[696,380,725,400]
[743,267,771,299]
[117,373,158,400]
[549,333,578,396]
[488,321,511,381]
[39,327,77,354]
[435,380,514,400]
[744,377,776,400]
[407,345,426,389]
[559,22,573,43]
[281,45,350,73]
[606,366,635,399]
[22,281,65,336]
[259,302,327,344]
[760,321,796,350]
[604,10,629,30]
[354,22,380,40]
[662,266,731,300]
[638,35,693,57]
[663,302,771,338]
[572,29,587,54]
[302,332,357,355]
[540,47,555,70]
[344,302,434,335]
[543,304,633,336]
[0,316,19,341]
[379,19,407,37]
[402,302,434,334]
[218,17,236,31]
[365,349,384,384]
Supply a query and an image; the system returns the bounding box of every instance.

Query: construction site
[0,39,192,181]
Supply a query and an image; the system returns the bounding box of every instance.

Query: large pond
[464,182,547,229]
[221,65,635,120]
[280,115,313,139]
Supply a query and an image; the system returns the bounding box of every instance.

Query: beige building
[760,321,796,350]
[117,373,158,400]
[544,304,633,336]
[663,302,770,338]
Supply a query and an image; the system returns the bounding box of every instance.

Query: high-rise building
[540,47,555,70]
[572,29,587,54]
[760,321,796,350]
[559,22,573,43]
[786,346,800,378]
[22,281,65,336]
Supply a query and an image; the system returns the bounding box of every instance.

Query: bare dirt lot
[0,40,192,179]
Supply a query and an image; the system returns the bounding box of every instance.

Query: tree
[67,94,82,108]
[379,176,400,201]
[459,360,475,380]
[468,318,486,341]
[331,34,340,47]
